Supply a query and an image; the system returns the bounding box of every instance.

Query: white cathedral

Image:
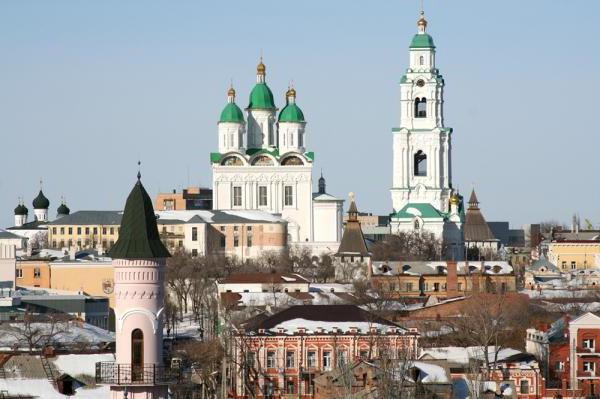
[389,11,464,257]
[211,61,343,252]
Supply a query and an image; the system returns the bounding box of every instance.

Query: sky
[0,0,599,229]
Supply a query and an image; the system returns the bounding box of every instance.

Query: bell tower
[391,10,453,214]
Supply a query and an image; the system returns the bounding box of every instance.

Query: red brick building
[231,305,418,398]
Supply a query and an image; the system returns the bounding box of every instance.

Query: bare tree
[370,231,442,262]
[6,311,69,353]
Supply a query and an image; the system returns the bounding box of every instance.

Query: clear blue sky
[1,0,599,229]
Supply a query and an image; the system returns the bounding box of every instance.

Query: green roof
[392,203,444,219]
[400,75,408,84]
[278,103,305,123]
[246,147,279,157]
[210,152,223,164]
[305,151,315,161]
[249,83,276,109]
[109,179,171,260]
[219,102,244,123]
[32,190,50,209]
[410,33,435,49]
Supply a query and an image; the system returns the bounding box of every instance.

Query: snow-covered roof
[372,261,513,276]
[157,209,284,224]
[411,361,450,383]
[420,346,536,367]
[53,353,115,376]
[0,377,108,398]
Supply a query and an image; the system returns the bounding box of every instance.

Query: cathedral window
[233,186,242,207]
[281,156,304,166]
[414,97,427,118]
[419,55,424,65]
[414,150,427,176]
[284,186,294,206]
[252,155,274,166]
[258,186,268,206]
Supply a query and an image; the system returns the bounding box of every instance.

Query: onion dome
[450,193,460,206]
[14,200,28,216]
[278,87,305,123]
[410,11,435,49]
[249,59,276,109]
[219,85,245,123]
[57,201,70,216]
[32,190,50,209]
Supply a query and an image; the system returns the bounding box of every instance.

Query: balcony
[95,362,181,386]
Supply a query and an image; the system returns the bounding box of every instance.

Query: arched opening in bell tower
[131,328,144,381]
[414,150,427,176]
[414,98,427,118]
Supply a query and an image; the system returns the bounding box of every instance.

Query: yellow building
[548,240,600,271]
[48,211,121,251]
[15,259,51,288]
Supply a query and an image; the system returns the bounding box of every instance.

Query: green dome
[279,103,305,123]
[249,83,276,109]
[219,102,244,123]
[32,190,50,209]
[57,203,70,216]
[410,33,435,49]
[14,204,28,216]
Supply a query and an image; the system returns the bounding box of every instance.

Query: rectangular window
[286,351,295,368]
[267,351,276,368]
[247,236,252,247]
[562,261,567,269]
[85,227,90,235]
[359,350,369,360]
[34,268,41,278]
[247,226,252,231]
[584,339,595,350]
[16,269,22,278]
[192,227,198,241]
[307,351,316,368]
[60,227,65,234]
[102,227,107,235]
[234,237,239,247]
[102,240,107,249]
[258,186,268,206]
[555,361,564,371]
[323,351,332,370]
[284,185,293,206]
[77,227,81,235]
[337,350,348,367]
[406,282,413,291]
[233,186,242,207]
[571,261,577,270]
[584,361,595,372]
[93,227,98,235]
[178,240,183,248]
[52,227,57,234]
[220,236,226,248]
[110,227,114,235]
[520,380,529,394]
[191,249,198,257]
[286,380,295,395]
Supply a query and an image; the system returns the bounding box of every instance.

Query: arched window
[414,97,427,118]
[414,219,420,230]
[414,150,427,176]
[419,55,424,65]
[131,329,144,381]
[281,156,304,166]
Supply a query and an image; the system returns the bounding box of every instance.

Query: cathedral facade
[389,12,464,257]
[211,62,342,251]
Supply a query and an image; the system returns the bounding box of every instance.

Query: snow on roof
[0,321,113,350]
[309,283,353,293]
[0,377,109,398]
[372,261,513,276]
[411,361,449,383]
[420,346,523,365]
[269,318,397,334]
[156,209,284,224]
[53,353,115,377]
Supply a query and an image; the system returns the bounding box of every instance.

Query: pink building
[96,173,178,398]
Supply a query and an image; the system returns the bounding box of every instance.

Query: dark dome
[57,202,70,216]
[14,203,28,216]
[32,190,50,209]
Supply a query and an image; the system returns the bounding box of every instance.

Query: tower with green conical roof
[218,85,246,153]
[246,59,278,149]
[278,87,306,154]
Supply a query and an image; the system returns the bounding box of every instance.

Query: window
[414,150,427,176]
[247,226,252,231]
[60,227,64,234]
[337,350,348,367]
[414,97,427,118]
[583,361,595,373]
[323,351,332,370]
[520,380,529,394]
[220,226,225,232]
[77,227,81,235]
[16,269,23,278]
[220,236,226,248]
[93,227,98,235]
[286,351,295,368]
[562,261,567,269]
[164,199,175,211]
[102,227,107,235]
[178,240,183,248]
[233,186,242,207]
[284,185,294,206]
[85,227,90,235]
[414,219,421,230]
[234,237,239,247]
[359,350,369,360]
[131,329,144,382]
[555,361,564,371]
[458,283,463,291]
[68,227,73,234]
[110,227,114,235]
[102,240,107,249]
[267,351,276,368]
[192,227,198,241]
[583,339,595,350]
[234,226,238,231]
[258,186,268,206]
[433,282,440,292]
[52,241,57,248]
[419,55,424,65]
[307,351,317,368]
[246,352,255,368]
[247,236,252,247]
[191,249,198,257]
[52,227,57,234]
[571,261,577,270]
[406,282,413,291]
[286,380,295,394]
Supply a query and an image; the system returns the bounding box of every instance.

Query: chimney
[446,261,458,298]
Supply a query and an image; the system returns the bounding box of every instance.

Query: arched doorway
[131,329,144,381]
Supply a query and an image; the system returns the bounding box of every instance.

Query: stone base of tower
[110,385,169,399]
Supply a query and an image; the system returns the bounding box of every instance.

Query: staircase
[40,355,57,387]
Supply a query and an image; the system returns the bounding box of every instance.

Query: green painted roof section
[400,75,408,84]
[246,147,279,157]
[210,152,222,164]
[392,203,444,219]
[109,180,171,260]
[278,103,305,123]
[248,83,276,109]
[305,151,315,161]
[410,33,435,49]
[219,102,244,123]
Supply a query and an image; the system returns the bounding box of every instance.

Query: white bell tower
[391,11,453,214]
